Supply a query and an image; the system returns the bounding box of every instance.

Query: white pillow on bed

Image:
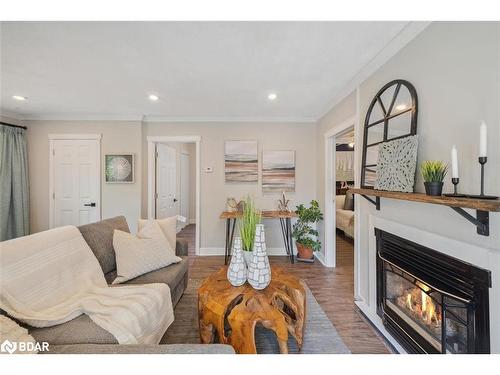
[137,216,177,250]
[112,222,181,284]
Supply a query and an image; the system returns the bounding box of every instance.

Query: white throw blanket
[0,226,174,344]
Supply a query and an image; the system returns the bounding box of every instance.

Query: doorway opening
[147,136,201,255]
[324,117,356,268]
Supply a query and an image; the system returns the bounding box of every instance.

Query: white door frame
[147,135,201,255]
[48,134,102,229]
[323,116,357,268]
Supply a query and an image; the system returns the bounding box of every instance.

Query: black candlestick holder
[444,177,467,197]
[467,157,499,200]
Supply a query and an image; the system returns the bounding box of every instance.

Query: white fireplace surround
[354,215,500,353]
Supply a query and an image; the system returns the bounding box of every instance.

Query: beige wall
[142,122,316,253]
[315,22,500,351]
[315,92,357,259]
[25,120,143,234]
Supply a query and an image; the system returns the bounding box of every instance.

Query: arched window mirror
[361,79,418,188]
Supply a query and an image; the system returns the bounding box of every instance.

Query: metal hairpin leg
[224,218,236,265]
[279,217,295,264]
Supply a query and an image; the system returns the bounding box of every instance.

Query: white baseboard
[354,300,406,354]
[198,247,289,256]
[314,251,327,266]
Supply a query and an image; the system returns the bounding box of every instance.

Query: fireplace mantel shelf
[350,188,500,236]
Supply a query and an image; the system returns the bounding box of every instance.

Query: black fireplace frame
[375,228,492,354]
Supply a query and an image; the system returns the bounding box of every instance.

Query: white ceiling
[1,21,411,122]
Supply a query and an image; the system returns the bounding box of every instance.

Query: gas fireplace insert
[375,229,491,354]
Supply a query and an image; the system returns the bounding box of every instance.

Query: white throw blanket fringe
[0,226,174,344]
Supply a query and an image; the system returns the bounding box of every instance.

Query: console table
[220,210,298,264]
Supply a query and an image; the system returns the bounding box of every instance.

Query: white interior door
[52,139,100,227]
[156,143,178,219]
[180,153,190,229]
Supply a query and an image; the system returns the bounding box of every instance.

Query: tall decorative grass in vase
[238,196,261,254]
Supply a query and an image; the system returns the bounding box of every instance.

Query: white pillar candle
[479,121,487,157]
[451,145,459,179]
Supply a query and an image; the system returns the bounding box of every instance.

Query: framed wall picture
[224,140,258,182]
[105,154,135,183]
[262,150,295,193]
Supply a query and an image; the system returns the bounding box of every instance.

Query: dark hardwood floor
[175,224,391,354]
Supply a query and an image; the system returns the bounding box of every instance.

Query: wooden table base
[198,267,306,354]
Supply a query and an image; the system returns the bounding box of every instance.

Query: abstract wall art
[262,150,295,193]
[224,140,258,182]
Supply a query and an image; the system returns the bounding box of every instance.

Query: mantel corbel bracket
[450,207,489,236]
[361,195,380,210]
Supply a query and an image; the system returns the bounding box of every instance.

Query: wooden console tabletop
[220,210,298,219]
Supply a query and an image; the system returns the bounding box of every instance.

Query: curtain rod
[0,121,27,130]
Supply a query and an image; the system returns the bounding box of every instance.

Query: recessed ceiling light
[148,94,159,102]
[12,95,27,101]
[348,142,355,148]
[267,92,277,101]
[395,104,407,111]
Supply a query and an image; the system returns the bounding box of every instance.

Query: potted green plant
[238,196,261,265]
[421,160,448,196]
[292,200,323,261]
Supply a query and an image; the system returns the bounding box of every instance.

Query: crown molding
[316,21,431,121]
[0,109,24,122]
[142,115,316,124]
[19,114,145,122]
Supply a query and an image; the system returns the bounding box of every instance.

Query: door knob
[84,202,96,207]
[173,198,178,202]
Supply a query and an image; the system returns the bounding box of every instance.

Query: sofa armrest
[176,238,189,256]
[45,344,235,354]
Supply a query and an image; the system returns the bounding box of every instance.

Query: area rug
[162,277,351,354]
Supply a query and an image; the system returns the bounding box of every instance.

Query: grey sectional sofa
[2,216,234,354]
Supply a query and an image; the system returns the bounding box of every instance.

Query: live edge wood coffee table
[198,267,306,354]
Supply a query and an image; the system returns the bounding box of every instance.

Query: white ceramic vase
[243,250,253,267]
[247,224,271,290]
[227,237,247,287]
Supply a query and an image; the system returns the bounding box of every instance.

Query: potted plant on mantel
[238,196,261,265]
[292,200,323,262]
[421,161,448,196]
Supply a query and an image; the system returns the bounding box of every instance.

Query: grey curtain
[0,125,29,241]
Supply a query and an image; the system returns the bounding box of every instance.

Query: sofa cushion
[78,216,130,274]
[343,190,355,211]
[107,258,189,306]
[112,223,181,284]
[29,314,118,346]
[137,216,177,251]
[121,258,188,289]
[336,209,354,230]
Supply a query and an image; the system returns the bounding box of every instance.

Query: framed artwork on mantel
[105,154,135,183]
[262,150,295,193]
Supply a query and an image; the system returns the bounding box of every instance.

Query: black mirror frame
[361,79,418,189]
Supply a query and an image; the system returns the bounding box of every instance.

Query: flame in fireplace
[421,291,438,325]
[398,284,441,328]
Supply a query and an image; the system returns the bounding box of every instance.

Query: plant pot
[296,243,314,260]
[424,181,444,196]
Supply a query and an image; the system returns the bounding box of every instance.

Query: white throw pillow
[137,216,177,250]
[112,222,182,284]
